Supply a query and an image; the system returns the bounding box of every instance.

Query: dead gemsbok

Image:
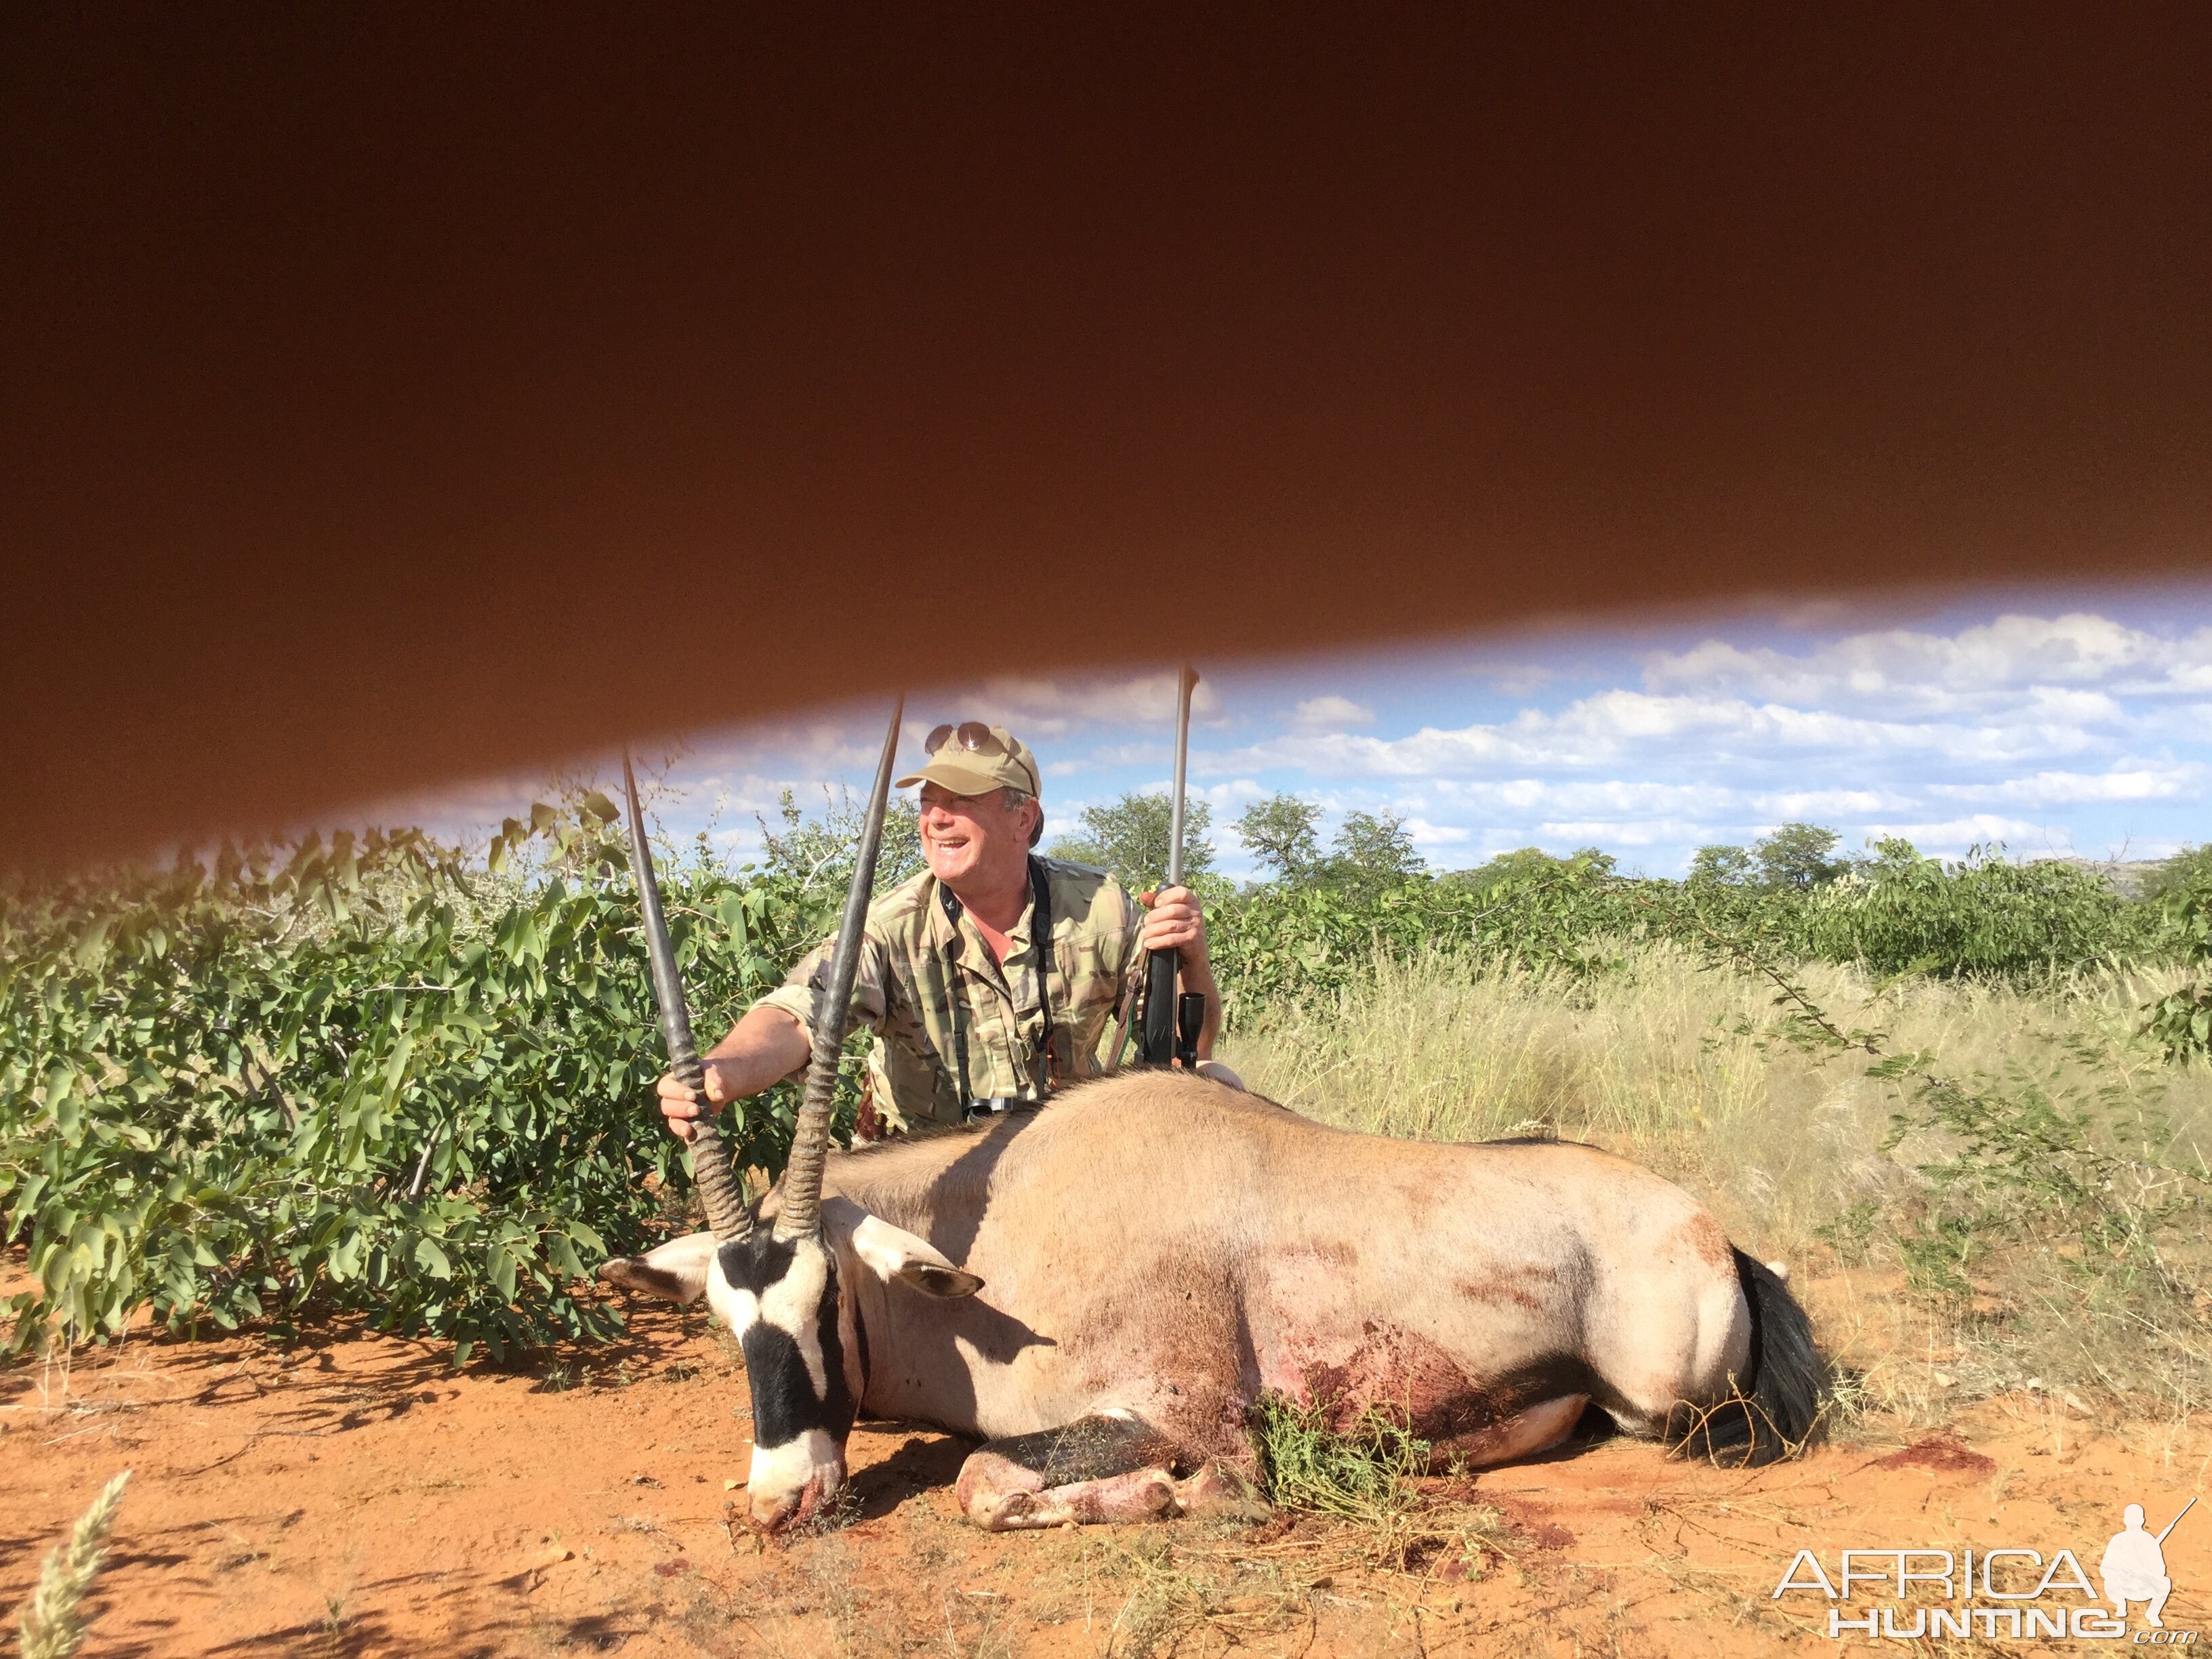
[602,703,1827,1532]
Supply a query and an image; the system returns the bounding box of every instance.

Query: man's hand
[656,1062,733,1145]
[1139,884,1219,1060]
[656,1005,813,1143]
[1139,884,1211,972]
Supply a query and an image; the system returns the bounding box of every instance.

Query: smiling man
[657,722,1218,1141]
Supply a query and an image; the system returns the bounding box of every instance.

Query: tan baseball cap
[896,722,1042,797]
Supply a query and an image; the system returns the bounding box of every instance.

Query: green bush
[1209,853,1641,1025]
[1206,838,2154,1029]
[1805,840,2127,979]
[1,804,855,1360]
[2142,861,2212,1061]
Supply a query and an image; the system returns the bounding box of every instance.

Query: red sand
[5,1267,2206,1656]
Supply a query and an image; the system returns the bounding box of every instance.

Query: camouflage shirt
[756,858,1147,1130]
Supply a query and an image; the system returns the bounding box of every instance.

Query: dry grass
[1223,945,2212,1422]
[16,1470,131,1659]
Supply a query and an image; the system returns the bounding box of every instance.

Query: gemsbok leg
[954,1411,1252,1531]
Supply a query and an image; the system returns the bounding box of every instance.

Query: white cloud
[1536,818,1717,847]
[1925,766,2202,806]
[1203,686,2107,780]
[1197,779,1270,812]
[1644,613,2212,710]
[1750,788,1903,817]
[933,671,1225,739]
[1862,813,2056,850]
[1083,741,1174,768]
[687,719,888,775]
[1433,777,1740,817]
[1290,693,1376,729]
[1402,817,1470,846]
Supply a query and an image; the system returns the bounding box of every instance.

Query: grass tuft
[1248,1393,1511,1576]
[16,1469,131,1659]
[1250,1393,1428,1524]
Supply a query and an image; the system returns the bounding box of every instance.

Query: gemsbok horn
[775,695,905,1241]
[621,751,752,1241]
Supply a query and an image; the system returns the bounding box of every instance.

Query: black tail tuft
[1668,1250,1829,1467]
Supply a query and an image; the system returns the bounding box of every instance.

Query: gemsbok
[602,699,1826,1532]
[602,1071,1826,1531]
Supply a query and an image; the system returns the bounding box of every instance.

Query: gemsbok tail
[1668,1250,1828,1467]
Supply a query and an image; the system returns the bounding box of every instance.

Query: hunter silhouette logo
[2103,1498,2192,1631]
[1773,1495,2200,1641]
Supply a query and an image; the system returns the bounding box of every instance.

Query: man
[658,721,1219,1142]
[2100,1503,2174,1629]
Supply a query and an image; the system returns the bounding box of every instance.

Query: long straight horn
[775,695,904,1241]
[621,753,752,1242]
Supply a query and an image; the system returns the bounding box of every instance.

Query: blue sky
[382,583,2212,881]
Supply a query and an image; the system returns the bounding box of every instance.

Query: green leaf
[414,1237,452,1279]
[718,890,750,951]
[487,1241,516,1302]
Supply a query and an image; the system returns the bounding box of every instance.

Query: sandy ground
[5,1260,2209,1657]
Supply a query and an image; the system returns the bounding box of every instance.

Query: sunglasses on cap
[924,721,1009,758]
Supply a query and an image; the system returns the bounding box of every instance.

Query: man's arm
[1139,884,1220,1059]
[656,1004,811,1143]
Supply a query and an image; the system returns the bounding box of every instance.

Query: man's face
[918,783,1033,888]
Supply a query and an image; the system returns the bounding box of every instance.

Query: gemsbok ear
[895,1261,987,1299]
[596,1230,718,1304]
[827,1200,985,1299]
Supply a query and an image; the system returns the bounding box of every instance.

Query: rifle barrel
[1139,665,1199,1067]
[1166,664,1195,887]
[2158,1495,2197,1543]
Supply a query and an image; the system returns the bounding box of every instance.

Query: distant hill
[2051,856,2178,900]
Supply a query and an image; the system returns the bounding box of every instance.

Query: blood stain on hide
[1280,1319,1598,1468]
[1454,1262,1558,1314]
[1673,1212,1734,1272]
[1065,1244,1251,1462]
[1295,1323,1551,1450]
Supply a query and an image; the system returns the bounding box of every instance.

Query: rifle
[2158,1496,2196,1544]
[1134,665,1206,1069]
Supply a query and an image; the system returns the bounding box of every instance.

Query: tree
[1048,791,1215,892]
[1754,822,1844,890]
[1328,809,1425,891]
[1449,847,1561,893]
[2139,844,2212,905]
[758,786,925,896]
[1567,845,1618,878]
[1447,844,1614,895]
[1235,794,1322,883]
[1688,844,1757,886]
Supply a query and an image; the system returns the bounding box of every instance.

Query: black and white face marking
[599,1202,983,1530]
[707,1231,858,1529]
